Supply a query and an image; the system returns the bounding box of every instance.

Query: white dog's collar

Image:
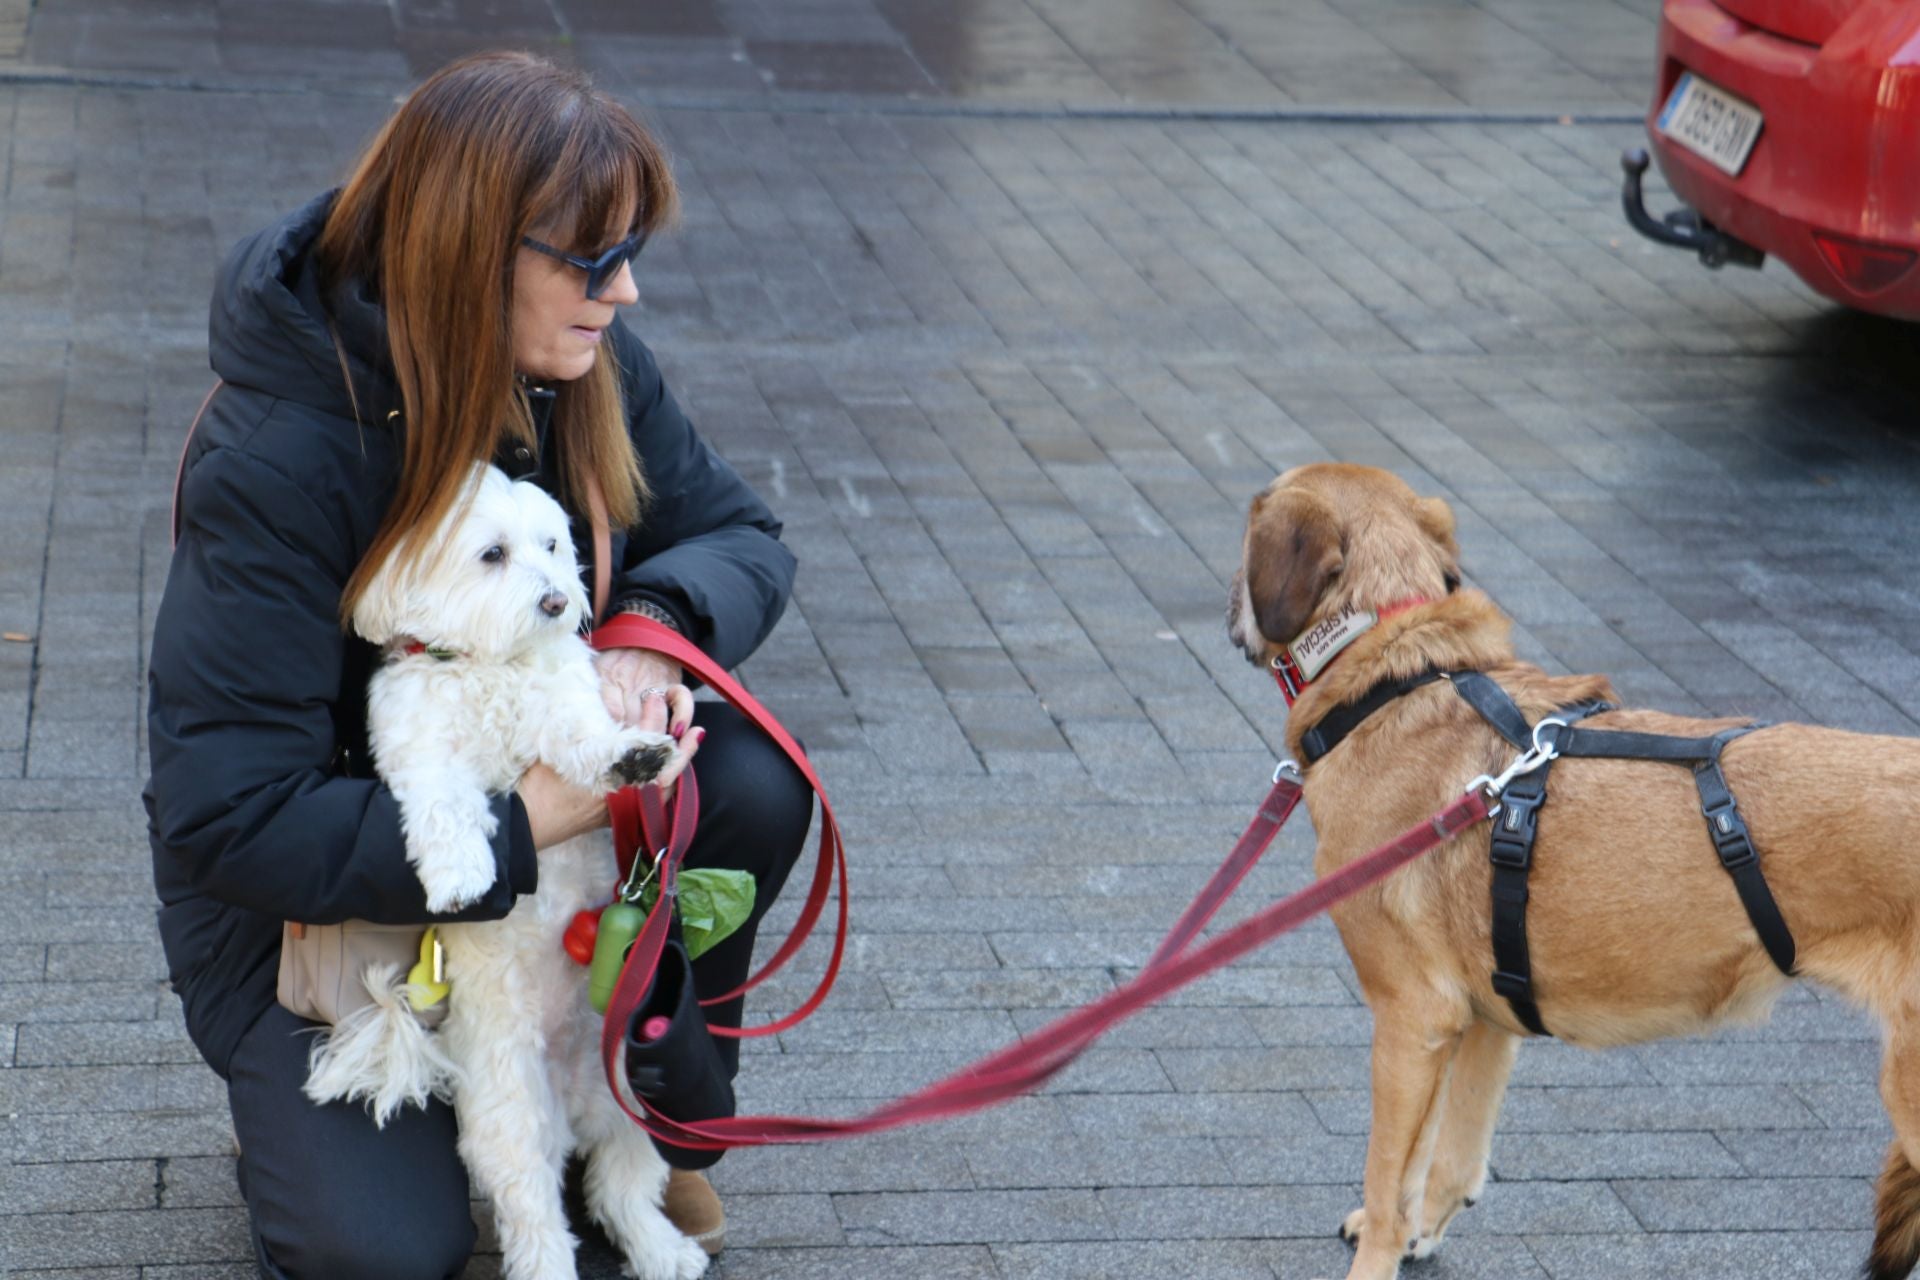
[396,639,462,663]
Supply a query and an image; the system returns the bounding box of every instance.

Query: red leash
[590,614,848,1038]
[586,625,1495,1148]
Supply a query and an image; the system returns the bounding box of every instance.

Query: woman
[144,52,810,1279]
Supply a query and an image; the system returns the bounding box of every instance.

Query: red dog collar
[1270,598,1430,706]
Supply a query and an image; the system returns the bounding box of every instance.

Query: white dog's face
[351,464,590,660]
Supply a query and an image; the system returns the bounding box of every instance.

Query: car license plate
[1659,72,1764,176]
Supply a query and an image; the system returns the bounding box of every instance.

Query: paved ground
[5,2,1920,1278]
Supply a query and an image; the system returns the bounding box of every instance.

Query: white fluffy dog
[303,463,709,1280]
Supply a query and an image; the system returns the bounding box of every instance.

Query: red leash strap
[603,774,1493,1150]
[598,772,701,1120]
[1146,771,1304,970]
[590,614,847,1038]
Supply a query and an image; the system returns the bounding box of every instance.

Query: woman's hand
[595,647,693,735]
[518,762,610,851]
[593,646,704,802]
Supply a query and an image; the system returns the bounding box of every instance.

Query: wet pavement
[12,0,1661,115]
[4,2,1920,1279]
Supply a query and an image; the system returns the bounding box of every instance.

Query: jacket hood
[209,189,399,422]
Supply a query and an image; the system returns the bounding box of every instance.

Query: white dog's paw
[548,725,676,792]
[607,731,676,789]
[415,839,498,913]
[499,1228,581,1280]
[622,1232,708,1280]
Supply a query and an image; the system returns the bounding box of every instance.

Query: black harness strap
[1445,671,1532,749]
[1694,726,1795,975]
[1488,760,1550,1035]
[1298,670,1445,765]
[1555,728,1727,761]
[1448,678,1796,1038]
[1484,705,1607,1038]
[1555,723,1792,973]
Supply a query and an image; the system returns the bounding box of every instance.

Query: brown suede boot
[664,1169,726,1257]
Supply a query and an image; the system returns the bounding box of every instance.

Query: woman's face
[510,220,641,383]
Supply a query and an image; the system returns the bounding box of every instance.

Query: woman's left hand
[595,647,693,737]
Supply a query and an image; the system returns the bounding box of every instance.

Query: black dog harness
[1299,669,1796,1037]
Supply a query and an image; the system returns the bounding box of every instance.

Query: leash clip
[1273,758,1302,785]
[1465,716,1569,804]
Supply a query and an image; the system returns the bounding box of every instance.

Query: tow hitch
[1620,148,1764,270]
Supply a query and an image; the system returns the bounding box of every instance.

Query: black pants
[227,703,812,1279]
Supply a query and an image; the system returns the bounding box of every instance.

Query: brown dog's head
[1227,464,1461,666]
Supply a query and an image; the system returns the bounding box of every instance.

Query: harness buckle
[1488,835,1533,871]
[1487,788,1540,871]
[1702,799,1757,870]
[1490,969,1533,1000]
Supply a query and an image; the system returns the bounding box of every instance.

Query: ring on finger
[637,686,669,701]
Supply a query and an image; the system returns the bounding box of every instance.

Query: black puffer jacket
[145,191,795,1077]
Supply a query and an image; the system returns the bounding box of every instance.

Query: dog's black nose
[539,591,568,617]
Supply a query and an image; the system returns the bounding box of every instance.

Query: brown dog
[1228,462,1920,1280]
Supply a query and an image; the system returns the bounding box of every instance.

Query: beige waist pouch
[276,921,448,1028]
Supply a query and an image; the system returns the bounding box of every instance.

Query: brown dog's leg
[1411,1019,1518,1258]
[1340,1017,1460,1280]
[1869,1017,1920,1279]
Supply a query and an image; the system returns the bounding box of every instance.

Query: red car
[1622,0,1920,319]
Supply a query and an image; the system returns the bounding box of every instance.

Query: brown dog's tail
[1869,1142,1920,1279]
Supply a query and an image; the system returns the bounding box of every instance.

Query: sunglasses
[520,228,649,300]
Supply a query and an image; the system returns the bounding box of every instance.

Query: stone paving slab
[3,12,1920,1279]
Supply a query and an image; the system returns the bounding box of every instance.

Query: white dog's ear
[349,542,414,645]
[1244,485,1344,645]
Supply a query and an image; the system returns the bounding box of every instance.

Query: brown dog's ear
[1413,496,1455,546]
[1244,488,1344,645]
[1413,496,1461,586]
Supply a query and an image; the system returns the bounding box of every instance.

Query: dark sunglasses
[519,228,648,300]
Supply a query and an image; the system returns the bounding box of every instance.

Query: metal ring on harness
[1530,716,1570,756]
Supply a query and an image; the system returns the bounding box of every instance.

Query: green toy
[587,901,646,1014]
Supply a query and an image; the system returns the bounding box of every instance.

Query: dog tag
[406,927,451,1010]
[1287,607,1379,683]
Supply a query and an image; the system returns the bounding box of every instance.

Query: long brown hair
[318,51,677,619]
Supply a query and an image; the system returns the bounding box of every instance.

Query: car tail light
[1810,230,1918,295]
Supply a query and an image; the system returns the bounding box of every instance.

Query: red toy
[562,909,601,967]
[1623,0,1920,318]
